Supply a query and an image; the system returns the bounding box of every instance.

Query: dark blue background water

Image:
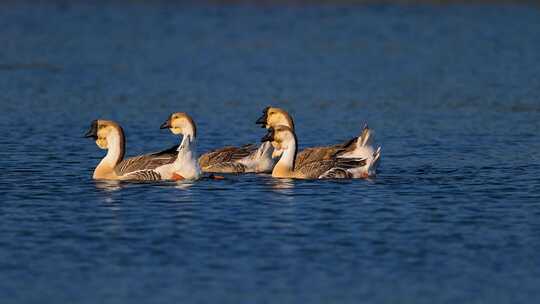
[1,2,539,303]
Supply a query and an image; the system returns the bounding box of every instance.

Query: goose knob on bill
[256,106,381,177]
[84,119,178,181]
[261,125,373,179]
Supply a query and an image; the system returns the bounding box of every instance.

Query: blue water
[1,2,540,303]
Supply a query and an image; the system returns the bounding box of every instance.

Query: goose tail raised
[339,123,381,177]
[239,141,275,173]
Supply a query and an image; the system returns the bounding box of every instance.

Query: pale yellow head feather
[266,107,295,130]
[95,120,122,150]
[168,112,197,137]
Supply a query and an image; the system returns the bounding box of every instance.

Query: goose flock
[84,107,381,181]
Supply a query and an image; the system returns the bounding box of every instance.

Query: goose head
[261,125,297,159]
[84,119,124,150]
[256,106,295,130]
[160,112,197,139]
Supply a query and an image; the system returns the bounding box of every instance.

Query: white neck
[94,129,124,179]
[272,139,296,178]
[104,132,122,164]
[173,132,201,179]
[183,124,196,140]
[177,133,195,155]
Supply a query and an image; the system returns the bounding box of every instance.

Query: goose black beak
[261,128,275,143]
[255,106,270,128]
[160,118,172,129]
[84,120,98,139]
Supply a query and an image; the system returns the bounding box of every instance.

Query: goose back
[114,145,179,177]
[295,137,357,168]
[199,144,258,168]
[296,157,366,179]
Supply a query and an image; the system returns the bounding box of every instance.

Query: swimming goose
[158,112,201,180]
[256,106,381,177]
[197,125,274,173]
[261,126,369,179]
[198,143,274,173]
[84,120,178,181]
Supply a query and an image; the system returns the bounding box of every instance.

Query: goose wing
[318,168,353,179]
[337,137,359,153]
[297,157,366,179]
[115,145,179,176]
[295,159,338,179]
[202,162,247,174]
[199,144,257,168]
[296,137,357,168]
[119,169,162,181]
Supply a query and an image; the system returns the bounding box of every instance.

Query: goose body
[256,106,381,177]
[261,126,369,179]
[157,112,202,180]
[198,140,274,174]
[84,120,177,181]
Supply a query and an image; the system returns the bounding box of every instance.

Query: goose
[197,124,274,174]
[261,126,370,179]
[158,112,201,181]
[84,119,178,181]
[256,106,381,177]
[198,143,274,173]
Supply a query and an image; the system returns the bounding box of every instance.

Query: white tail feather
[238,141,275,173]
[340,124,381,178]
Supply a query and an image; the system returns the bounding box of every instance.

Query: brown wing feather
[295,138,357,168]
[202,162,246,174]
[115,145,178,176]
[119,170,162,181]
[319,168,353,179]
[337,137,358,153]
[198,144,257,167]
[296,157,366,179]
[296,159,337,179]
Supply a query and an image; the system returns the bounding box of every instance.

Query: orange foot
[209,174,225,180]
[172,173,185,181]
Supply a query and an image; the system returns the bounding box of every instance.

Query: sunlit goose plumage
[261,126,368,179]
[198,127,274,174]
[256,106,381,177]
[338,123,381,177]
[84,120,177,181]
[157,112,202,181]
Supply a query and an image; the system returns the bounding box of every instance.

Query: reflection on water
[1,3,540,304]
[174,181,196,190]
[94,180,123,193]
[268,178,296,196]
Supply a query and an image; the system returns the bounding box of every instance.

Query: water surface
[1,2,540,304]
